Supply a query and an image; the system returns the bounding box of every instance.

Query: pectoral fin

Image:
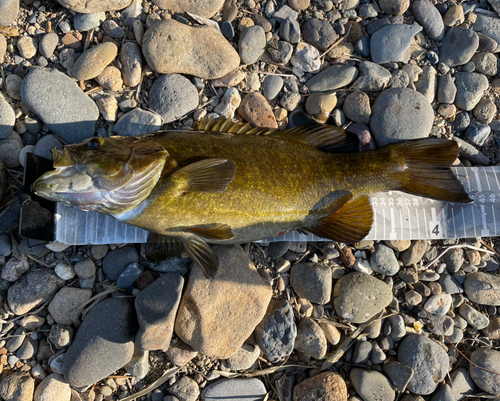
[184,236,219,277]
[174,158,236,193]
[146,233,184,261]
[186,223,235,240]
[307,195,373,242]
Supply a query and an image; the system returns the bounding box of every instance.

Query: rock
[412,0,445,40]
[254,299,296,363]
[114,108,162,136]
[33,134,62,161]
[483,316,500,339]
[63,298,136,388]
[294,317,327,359]
[17,36,37,59]
[352,340,372,364]
[237,92,278,129]
[280,17,301,44]
[0,94,11,139]
[440,27,479,67]
[175,245,272,359]
[167,341,198,366]
[0,131,23,168]
[151,0,224,17]
[474,99,496,124]
[305,93,337,123]
[333,272,392,323]
[383,360,414,392]
[124,347,149,380]
[169,376,199,401]
[306,65,358,92]
[290,262,332,304]
[239,25,266,64]
[469,348,500,395]
[5,74,22,100]
[1,255,29,282]
[268,41,294,64]
[288,0,310,10]
[473,52,498,76]
[444,5,464,27]
[73,12,106,31]
[370,88,433,147]
[0,0,18,27]
[454,72,489,111]
[450,367,476,399]
[263,75,283,101]
[370,243,400,276]
[414,65,437,103]
[424,294,452,315]
[0,372,34,401]
[103,246,139,281]
[34,373,71,401]
[57,0,132,13]
[355,35,371,57]
[135,274,183,351]
[453,136,490,165]
[48,287,92,325]
[214,87,241,119]
[290,42,321,73]
[95,66,123,91]
[356,61,391,92]
[0,33,5,60]
[148,73,199,123]
[351,368,395,401]
[103,20,124,39]
[201,378,267,400]
[472,14,500,50]
[273,5,299,23]
[54,263,75,280]
[142,20,239,80]
[8,270,64,315]
[397,334,449,395]
[19,315,45,329]
[21,68,99,143]
[68,42,117,81]
[437,73,456,104]
[74,259,96,279]
[427,314,454,336]
[302,18,337,50]
[379,0,409,15]
[459,303,490,329]
[6,327,26,352]
[343,91,371,125]
[465,121,491,146]
[223,343,260,371]
[120,42,142,87]
[371,24,422,64]
[116,262,143,289]
[293,372,347,400]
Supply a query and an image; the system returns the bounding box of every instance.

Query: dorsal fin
[194,117,359,153]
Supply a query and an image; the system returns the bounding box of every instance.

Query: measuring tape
[54,167,499,245]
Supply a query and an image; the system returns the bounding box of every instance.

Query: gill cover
[34,136,169,214]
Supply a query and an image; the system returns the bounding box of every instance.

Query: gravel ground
[1,0,500,400]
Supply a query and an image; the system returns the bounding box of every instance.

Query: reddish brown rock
[95,66,123,91]
[237,92,278,129]
[293,372,348,401]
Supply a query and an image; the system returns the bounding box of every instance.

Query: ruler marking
[383,209,386,239]
[423,209,428,238]
[493,205,497,237]
[390,208,396,239]
[416,210,420,239]
[472,206,477,237]
[480,204,490,237]
[400,209,403,240]
[452,207,456,238]
[493,167,500,189]
[462,207,467,238]
[472,167,482,192]
[407,206,412,240]
[485,168,491,190]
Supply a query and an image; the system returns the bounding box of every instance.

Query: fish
[33,118,472,277]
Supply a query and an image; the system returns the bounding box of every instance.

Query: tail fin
[387,139,472,203]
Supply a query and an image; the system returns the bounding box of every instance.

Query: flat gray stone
[458,303,490,329]
[62,298,136,388]
[21,68,98,143]
[439,27,479,67]
[464,272,500,306]
[370,24,422,64]
[148,74,199,123]
[306,65,358,92]
[114,108,162,136]
[135,274,184,351]
[472,14,500,52]
[370,88,434,147]
[437,73,456,104]
[470,348,500,395]
[383,360,414,392]
[356,61,391,91]
[201,378,267,401]
[450,367,476,400]
[150,0,224,18]
[290,262,332,304]
[48,287,92,326]
[351,368,396,401]
[412,0,445,40]
[397,334,449,395]
[414,65,437,103]
[73,12,105,31]
[0,94,15,139]
[370,243,400,276]
[454,72,489,111]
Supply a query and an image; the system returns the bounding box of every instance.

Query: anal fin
[184,236,218,278]
[307,195,373,243]
[186,223,234,240]
[146,233,184,261]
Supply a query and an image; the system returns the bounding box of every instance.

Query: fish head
[33,136,168,214]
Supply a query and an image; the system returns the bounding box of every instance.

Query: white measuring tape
[54,167,499,245]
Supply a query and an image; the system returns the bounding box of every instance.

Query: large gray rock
[412,0,445,40]
[472,14,500,52]
[370,24,422,64]
[397,334,449,395]
[333,272,392,323]
[62,298,136,388]
[21,68,99,143]
[239,25,266,65]
[48,287,92,326]
[350,368,396,401]
[454,73,489,111]
[0,95,15,139]
[469,348,500,395]
[306,65,358,92]
[290,262,332,304]
[0,372,34,401]
[8,270,64,315]
[57,0,132,13]
[148,74,199,123]
[439,27,479,67]
[370,88,434,147]
[0,0,19,27]
[142,20,240,80]
[135,274,184,351]
[464,272,500,306]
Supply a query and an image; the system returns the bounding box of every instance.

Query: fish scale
[54,166,498,245]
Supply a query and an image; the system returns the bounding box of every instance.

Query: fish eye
[88,138,103,148]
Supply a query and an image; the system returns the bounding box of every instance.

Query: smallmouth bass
[34,119,472,276]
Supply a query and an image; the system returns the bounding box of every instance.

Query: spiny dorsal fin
[174,158,236,193]
[186,223,235,240]
[194,117,358,152]
[307,195,373,243]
